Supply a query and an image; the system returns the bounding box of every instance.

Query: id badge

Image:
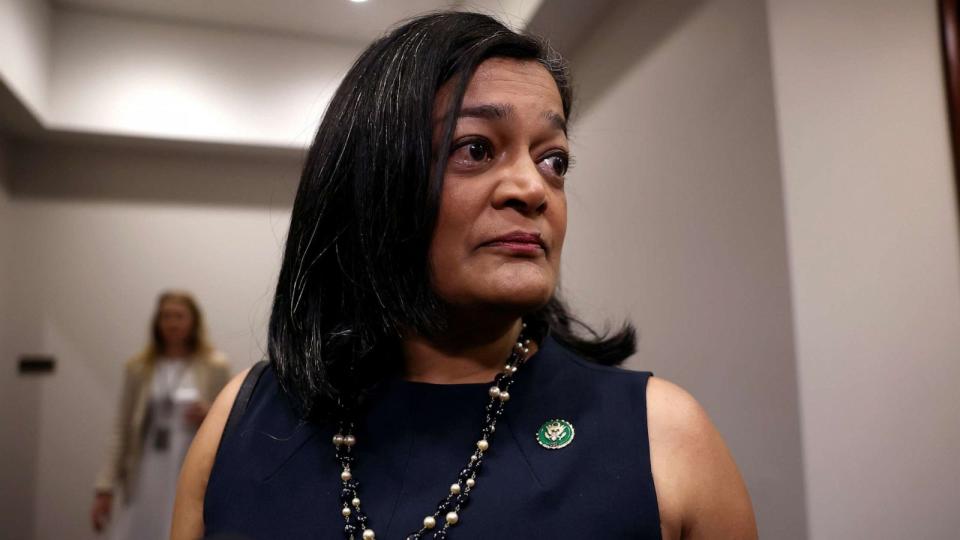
[160,395,174,416]
[153,427,170,451]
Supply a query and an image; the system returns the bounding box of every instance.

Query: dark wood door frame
[940,0,960,220]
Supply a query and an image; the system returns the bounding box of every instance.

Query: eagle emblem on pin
[536,419,575,449]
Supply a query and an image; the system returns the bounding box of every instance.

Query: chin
[437,265,557,315]
[484,280,554,312]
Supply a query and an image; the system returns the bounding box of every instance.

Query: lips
[481,231,546,251]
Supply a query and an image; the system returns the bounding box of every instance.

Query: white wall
[767,0,960,538]
[2,140,301,540]
[0,0,50,118]
[462,0,544,31]
[0,138,41,540]
[564,0,806,537]
[47,8,359,148]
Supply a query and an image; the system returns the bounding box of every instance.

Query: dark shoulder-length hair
[269,11,635,419]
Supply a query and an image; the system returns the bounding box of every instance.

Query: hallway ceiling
[54,0,465,43]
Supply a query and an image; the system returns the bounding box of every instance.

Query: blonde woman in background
[91,290,230,539]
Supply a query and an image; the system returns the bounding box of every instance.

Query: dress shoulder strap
[220,360,269,447]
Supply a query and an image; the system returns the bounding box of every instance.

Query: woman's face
[158,298,194,350]
[430,58,569,318]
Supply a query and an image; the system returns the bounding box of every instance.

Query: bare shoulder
[646,377,757,540]
[646,377,716,449]
[171,367,250,539]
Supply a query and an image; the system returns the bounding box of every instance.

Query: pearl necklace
[331,329,532,540]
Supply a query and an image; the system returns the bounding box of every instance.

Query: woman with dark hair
[173,11,756,540]
[92,290,230,539]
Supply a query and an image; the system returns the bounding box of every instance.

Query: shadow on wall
[6,137,303,208]
[564,0,709,119]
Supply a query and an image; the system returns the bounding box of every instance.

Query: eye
[450,138,494,169]
[539,153,570,178]
[465,142,489,161]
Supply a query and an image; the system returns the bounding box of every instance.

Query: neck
[162,343,191,358]
[402,317,534,384]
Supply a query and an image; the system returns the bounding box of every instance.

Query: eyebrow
[460,103,514,122]
[445,103,568,134]
[542,110,567,134]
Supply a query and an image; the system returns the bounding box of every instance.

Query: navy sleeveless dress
[204,335,662,539]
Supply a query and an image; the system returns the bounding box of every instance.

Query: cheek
[550,195,568,262]
[428,232,459,280]
[428,186,494,302]
[431,185,479,264]
[427,215,463,297]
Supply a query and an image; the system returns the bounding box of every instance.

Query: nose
[492,154,548,216]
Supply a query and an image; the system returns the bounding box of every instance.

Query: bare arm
[170,367,250,540]
[647,377,757,540]
[91,362,138,532]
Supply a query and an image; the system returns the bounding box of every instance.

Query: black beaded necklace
[331,327,532,540]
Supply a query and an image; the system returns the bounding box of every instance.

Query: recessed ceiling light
[350,0,368,3]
